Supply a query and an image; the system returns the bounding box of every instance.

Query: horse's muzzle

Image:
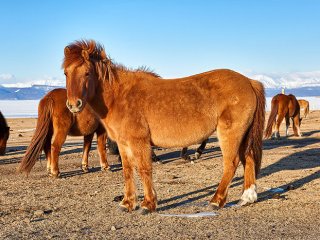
[66,99,83,113]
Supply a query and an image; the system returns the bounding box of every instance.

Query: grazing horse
[0,111,10,155]
[298,99,310,118]
[18,88,109,177]
[265,94,302,139]
[63,40,265,213]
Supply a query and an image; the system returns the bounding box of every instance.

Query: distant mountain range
[0,84,62,100]
[0,73,320,100]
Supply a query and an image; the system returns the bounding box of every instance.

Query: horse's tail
[18,97,53,174]
[243,80,265,176]
[264,95,279,139]
[305,102,310,118]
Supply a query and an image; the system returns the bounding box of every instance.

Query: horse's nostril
[76,99,83,108]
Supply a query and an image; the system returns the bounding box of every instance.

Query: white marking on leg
[297,128,302,137]
[239,184,257,205]
[286,126,289,136]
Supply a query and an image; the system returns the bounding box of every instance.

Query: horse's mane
[62,40,160,80]
[0,111,8,137]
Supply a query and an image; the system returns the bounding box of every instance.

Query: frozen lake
[0,97,319,118]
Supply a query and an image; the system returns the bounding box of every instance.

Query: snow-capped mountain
[247,71,320,89]
[0,84,64,100]
[0,70,320,99]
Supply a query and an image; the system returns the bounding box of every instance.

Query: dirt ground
[0,111,319,239]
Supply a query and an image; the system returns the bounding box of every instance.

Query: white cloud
[0,73,15,81]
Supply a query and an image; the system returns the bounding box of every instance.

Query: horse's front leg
[134,142,157,214]
[82,133,94,172]
[96,128,110,171]
[118,144,138,212]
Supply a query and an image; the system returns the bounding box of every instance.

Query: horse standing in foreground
[265,94,302,139]
[63,40,265,213]
[0,111,10,155]
[18,88,109,177]
[298,99,310,118]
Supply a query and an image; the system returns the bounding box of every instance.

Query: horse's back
[117,69,261,148]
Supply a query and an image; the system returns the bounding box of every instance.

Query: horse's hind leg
[44,132,52,174]
[292,116,302,137]
[210,124,242,208]
[274,112,285,139]
[180,147,191,160]
[96,129,110,171]
[50,130,68,177]
[238,143,258,206]
[285,115,290,137]
[82,133,94,173]
[195,139,208,159]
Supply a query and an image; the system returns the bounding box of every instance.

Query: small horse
[265,94,302,139]
[298,99,310,118]
[18,88,109,177]
[63,40,265,213]
[0,111,10,155]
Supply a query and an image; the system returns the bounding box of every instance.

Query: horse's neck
[88,80,115,119]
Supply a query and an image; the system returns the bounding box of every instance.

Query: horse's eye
[85,72,89,76]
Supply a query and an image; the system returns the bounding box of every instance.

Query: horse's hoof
[101,166,111,171]
[118,204,138,213]
[49,172,61,178]
[119,206,129,213]
[194,152,201,159]
[81,164,90,173]
[182,155,191,161]
[209,202,221,211]
[82,168,89,173]
[237,199,254,207]
[139,207,152,215]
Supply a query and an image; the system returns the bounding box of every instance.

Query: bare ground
[0,111,319,239]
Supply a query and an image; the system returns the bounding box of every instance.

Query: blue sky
[0,0,320,84]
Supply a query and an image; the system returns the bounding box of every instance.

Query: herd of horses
[0,40,312,214]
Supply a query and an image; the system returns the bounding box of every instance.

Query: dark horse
[64,40,265,213]
[0,111,10,155]
[18,88,109,177]
[265,93,302,139]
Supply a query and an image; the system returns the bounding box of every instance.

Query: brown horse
[18,88,109,177]
[298,99,310,118]
[63,40,265,213]
[265,94,302,139]
[0,111,10,155]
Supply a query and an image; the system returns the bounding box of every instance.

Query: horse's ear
[64,46,70,56]
[82,50,90,61]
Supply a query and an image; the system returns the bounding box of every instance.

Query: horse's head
[0,126,10,155]
[63,40,109,113]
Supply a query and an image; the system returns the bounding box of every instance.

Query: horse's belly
[149,120,216,148]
